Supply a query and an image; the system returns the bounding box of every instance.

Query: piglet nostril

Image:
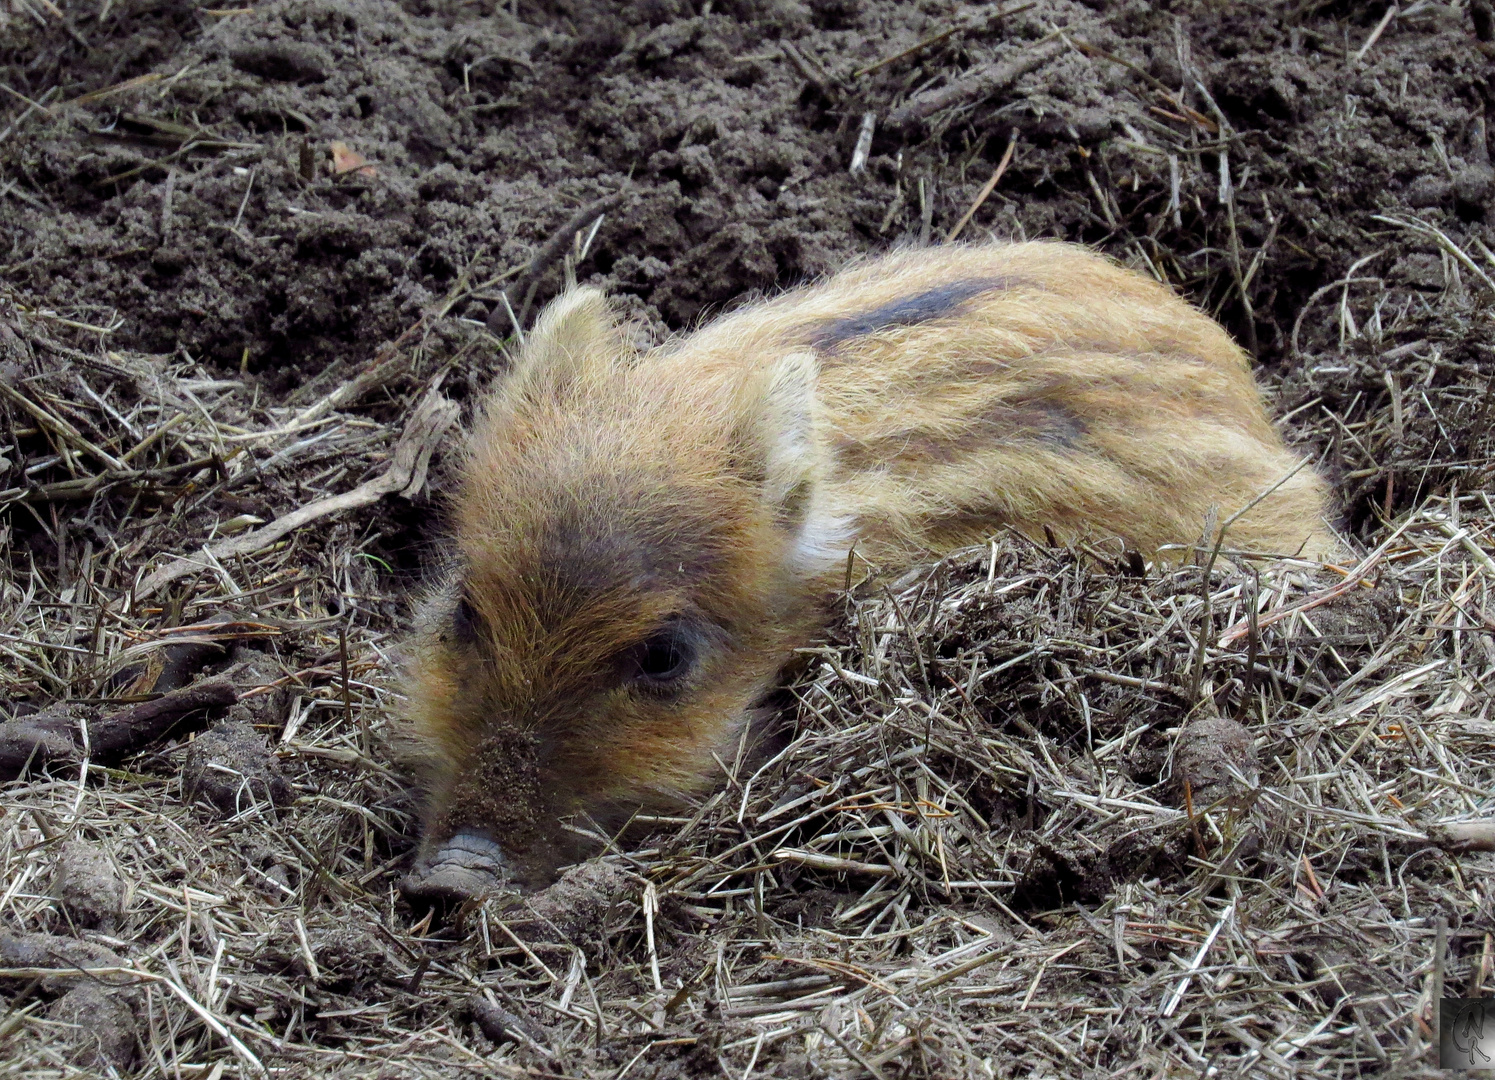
[400,830,510,910]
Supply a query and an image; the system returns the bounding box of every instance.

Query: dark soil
[5,3,1494,515]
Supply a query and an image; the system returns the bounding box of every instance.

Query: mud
[47,981,140,1071]
[516,859,635,949]
[1173,714,1259,809]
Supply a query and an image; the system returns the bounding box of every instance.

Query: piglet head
[400,288,849,903]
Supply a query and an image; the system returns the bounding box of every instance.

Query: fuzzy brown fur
[401,240,1339,885]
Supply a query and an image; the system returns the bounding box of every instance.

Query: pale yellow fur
[671,240,1338,569]
[402,239,1339,885]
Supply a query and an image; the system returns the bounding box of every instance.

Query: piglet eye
[633,628,696,686]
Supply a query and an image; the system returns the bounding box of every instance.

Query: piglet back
[677,241,1337,565]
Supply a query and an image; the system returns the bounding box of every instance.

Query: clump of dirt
[48,982,140,1071]
[0,932,141,1071]
[516,859,635,949]
[1173,714,1259,809]
[51,837,126,932]
[181,719,293,814]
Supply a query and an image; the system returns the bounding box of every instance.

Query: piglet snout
[400,830,510,907]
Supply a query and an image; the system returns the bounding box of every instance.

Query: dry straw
[0,277,1490,1076]
[3,13,1495,1064]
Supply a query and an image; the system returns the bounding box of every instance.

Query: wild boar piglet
[399,240,1338,900]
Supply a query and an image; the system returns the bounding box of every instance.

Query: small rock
[52,838,125,932]
[1174,715,1259,810]
[47,982,138,1071]
[181,722,292,816]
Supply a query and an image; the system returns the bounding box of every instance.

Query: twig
[1063,36,1174,96]
[1373,213,1495,297]
[231,167,255,232]
[133,384,458,601]
[1290,268,1382,358]
[819,1018,892,1080]
[914,945,1011,991]
[1354,5,1398,62]
[0,85,58,142]
[945,131,1017,242]
[469,994,551,1054]
[848,112,875,175]
[780,42,830,93]
[497,290,525,347]
[289,316,430,429]
[0,83,55,118]
[159,962,269,1079]
[484,190,625,334]
[1161,902,1233,1017]
[772,848,896,876]
[0,453,227,506]
[852,2,1037,78]
[1427,819,1495,853]
[0,677,238,779]
[1218,519,1410,646]
[23,332,138,384]
[60,72,163,107]
[888,40,1061,130]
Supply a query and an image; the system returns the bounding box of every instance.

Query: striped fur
[401,240,1339,885]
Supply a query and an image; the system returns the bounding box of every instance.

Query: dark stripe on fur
[990,401,1086,450]
[832,400,1085,471]
[808,277,1019,348]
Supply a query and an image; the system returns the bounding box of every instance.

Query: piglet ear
[737,350,818,520]
[735,351,851,573]
[504,287,619,396]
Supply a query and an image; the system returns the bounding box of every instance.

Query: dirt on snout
[3,1,1495,1077]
